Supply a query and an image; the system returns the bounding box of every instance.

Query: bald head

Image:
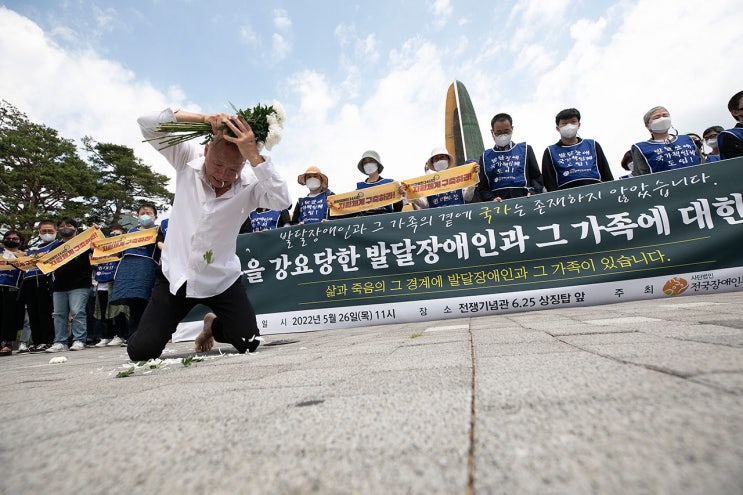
[206,135,245,166]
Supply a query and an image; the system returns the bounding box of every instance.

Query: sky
[1,0,741,216]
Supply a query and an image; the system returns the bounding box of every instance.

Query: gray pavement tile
[337,367,470,395]
[2,291,743,494]
[474,392,743,495]
[562,339,743,377]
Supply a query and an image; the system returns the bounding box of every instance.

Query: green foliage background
[0,100,173,241]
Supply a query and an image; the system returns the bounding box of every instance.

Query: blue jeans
[53,288,90,344]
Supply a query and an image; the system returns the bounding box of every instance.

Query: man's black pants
[127,271,260,361]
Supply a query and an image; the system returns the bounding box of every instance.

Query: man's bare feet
[195,313,216,352]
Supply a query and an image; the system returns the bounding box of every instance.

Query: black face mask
[59,228,76,238]
[2,239,20,249]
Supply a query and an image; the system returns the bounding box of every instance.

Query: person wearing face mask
[93,226,130,347]
[291,166,334,224]
[631,106,702,175]
[0,230,26,355]
[541,108,613,192]
[702,125,723,163]
[402,147,480,209]
[45,218,94,353]
[19,220,59,352]
[618,150,635,180]
[477,113,543,202]
[354,150,404,215]
[109,203,164,347]
[718,90,743,160]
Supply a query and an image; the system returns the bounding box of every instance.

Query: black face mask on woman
[58,228,75,238]
[2,239,20,249]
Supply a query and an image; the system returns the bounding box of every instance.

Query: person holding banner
[0,230,26,356]
[541,108,613,192]
[477,113,543,202]
[354,150,404,215]
[400,147,479,209]
[93,226,129,347]
[630,106,702,175]
[130,107,291,361]
[46,218,94,353]
[109,203,163,346]
[718,90,743,160]
[19,220,59,352]
[291,166,334,224]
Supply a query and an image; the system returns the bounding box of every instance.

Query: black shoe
[247,335,260,353]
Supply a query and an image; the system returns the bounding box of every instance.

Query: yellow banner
[401,163,479,200]
[0,255,19,271]
[7,254,42,272]
[328,181,402,217]
[36,228,105,275]
[92,227,158,258]
[90,254,121,266]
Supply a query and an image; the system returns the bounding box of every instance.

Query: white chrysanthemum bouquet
[149,101,285,151]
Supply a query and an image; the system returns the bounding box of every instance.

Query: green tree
[82,137,173,227]
[0,100,97,237]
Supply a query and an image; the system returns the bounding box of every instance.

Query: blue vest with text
[356,178,395,214]
[0,252,21,288]
[427,188,465,208]
[634,135,701,173]
[249,209,282,232]
[547,139,600,187]
[482,142,528,190]
[299,191,330,224]
[94,260,119,284]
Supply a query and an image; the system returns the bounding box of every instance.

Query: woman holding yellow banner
[354,150,404,216]
[400,147,480,210]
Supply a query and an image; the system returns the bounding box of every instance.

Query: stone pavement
[2,291,743,494]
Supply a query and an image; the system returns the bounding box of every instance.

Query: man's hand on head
[204,113,264,167]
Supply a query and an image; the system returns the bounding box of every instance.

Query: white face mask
[627,161,634,173]
[649,116,672,133]
[305,177,322,190]
[705,138,717,149]
[431,159,449,172]
[559,123,579,139]
[494,134,512,147]
[40,233,56,243]
[363,162,378,175]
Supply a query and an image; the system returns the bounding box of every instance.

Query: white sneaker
[95,338,111,347]
[18,342,29,353]
[45,343,69,353]
[107,336,125,347]
[70,341,85,351]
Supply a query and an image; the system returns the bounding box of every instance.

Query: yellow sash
[328,181,402,216]
[36,228,105,275]
[402,163,479,200]
[92,227,158,258]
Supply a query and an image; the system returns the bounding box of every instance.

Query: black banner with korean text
[190,158,743,334]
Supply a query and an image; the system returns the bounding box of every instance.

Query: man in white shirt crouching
[129,108,291,361]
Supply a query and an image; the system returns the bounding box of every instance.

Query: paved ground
[2,291,743,495]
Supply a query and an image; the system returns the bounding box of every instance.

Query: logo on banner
[662,276,689,296]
